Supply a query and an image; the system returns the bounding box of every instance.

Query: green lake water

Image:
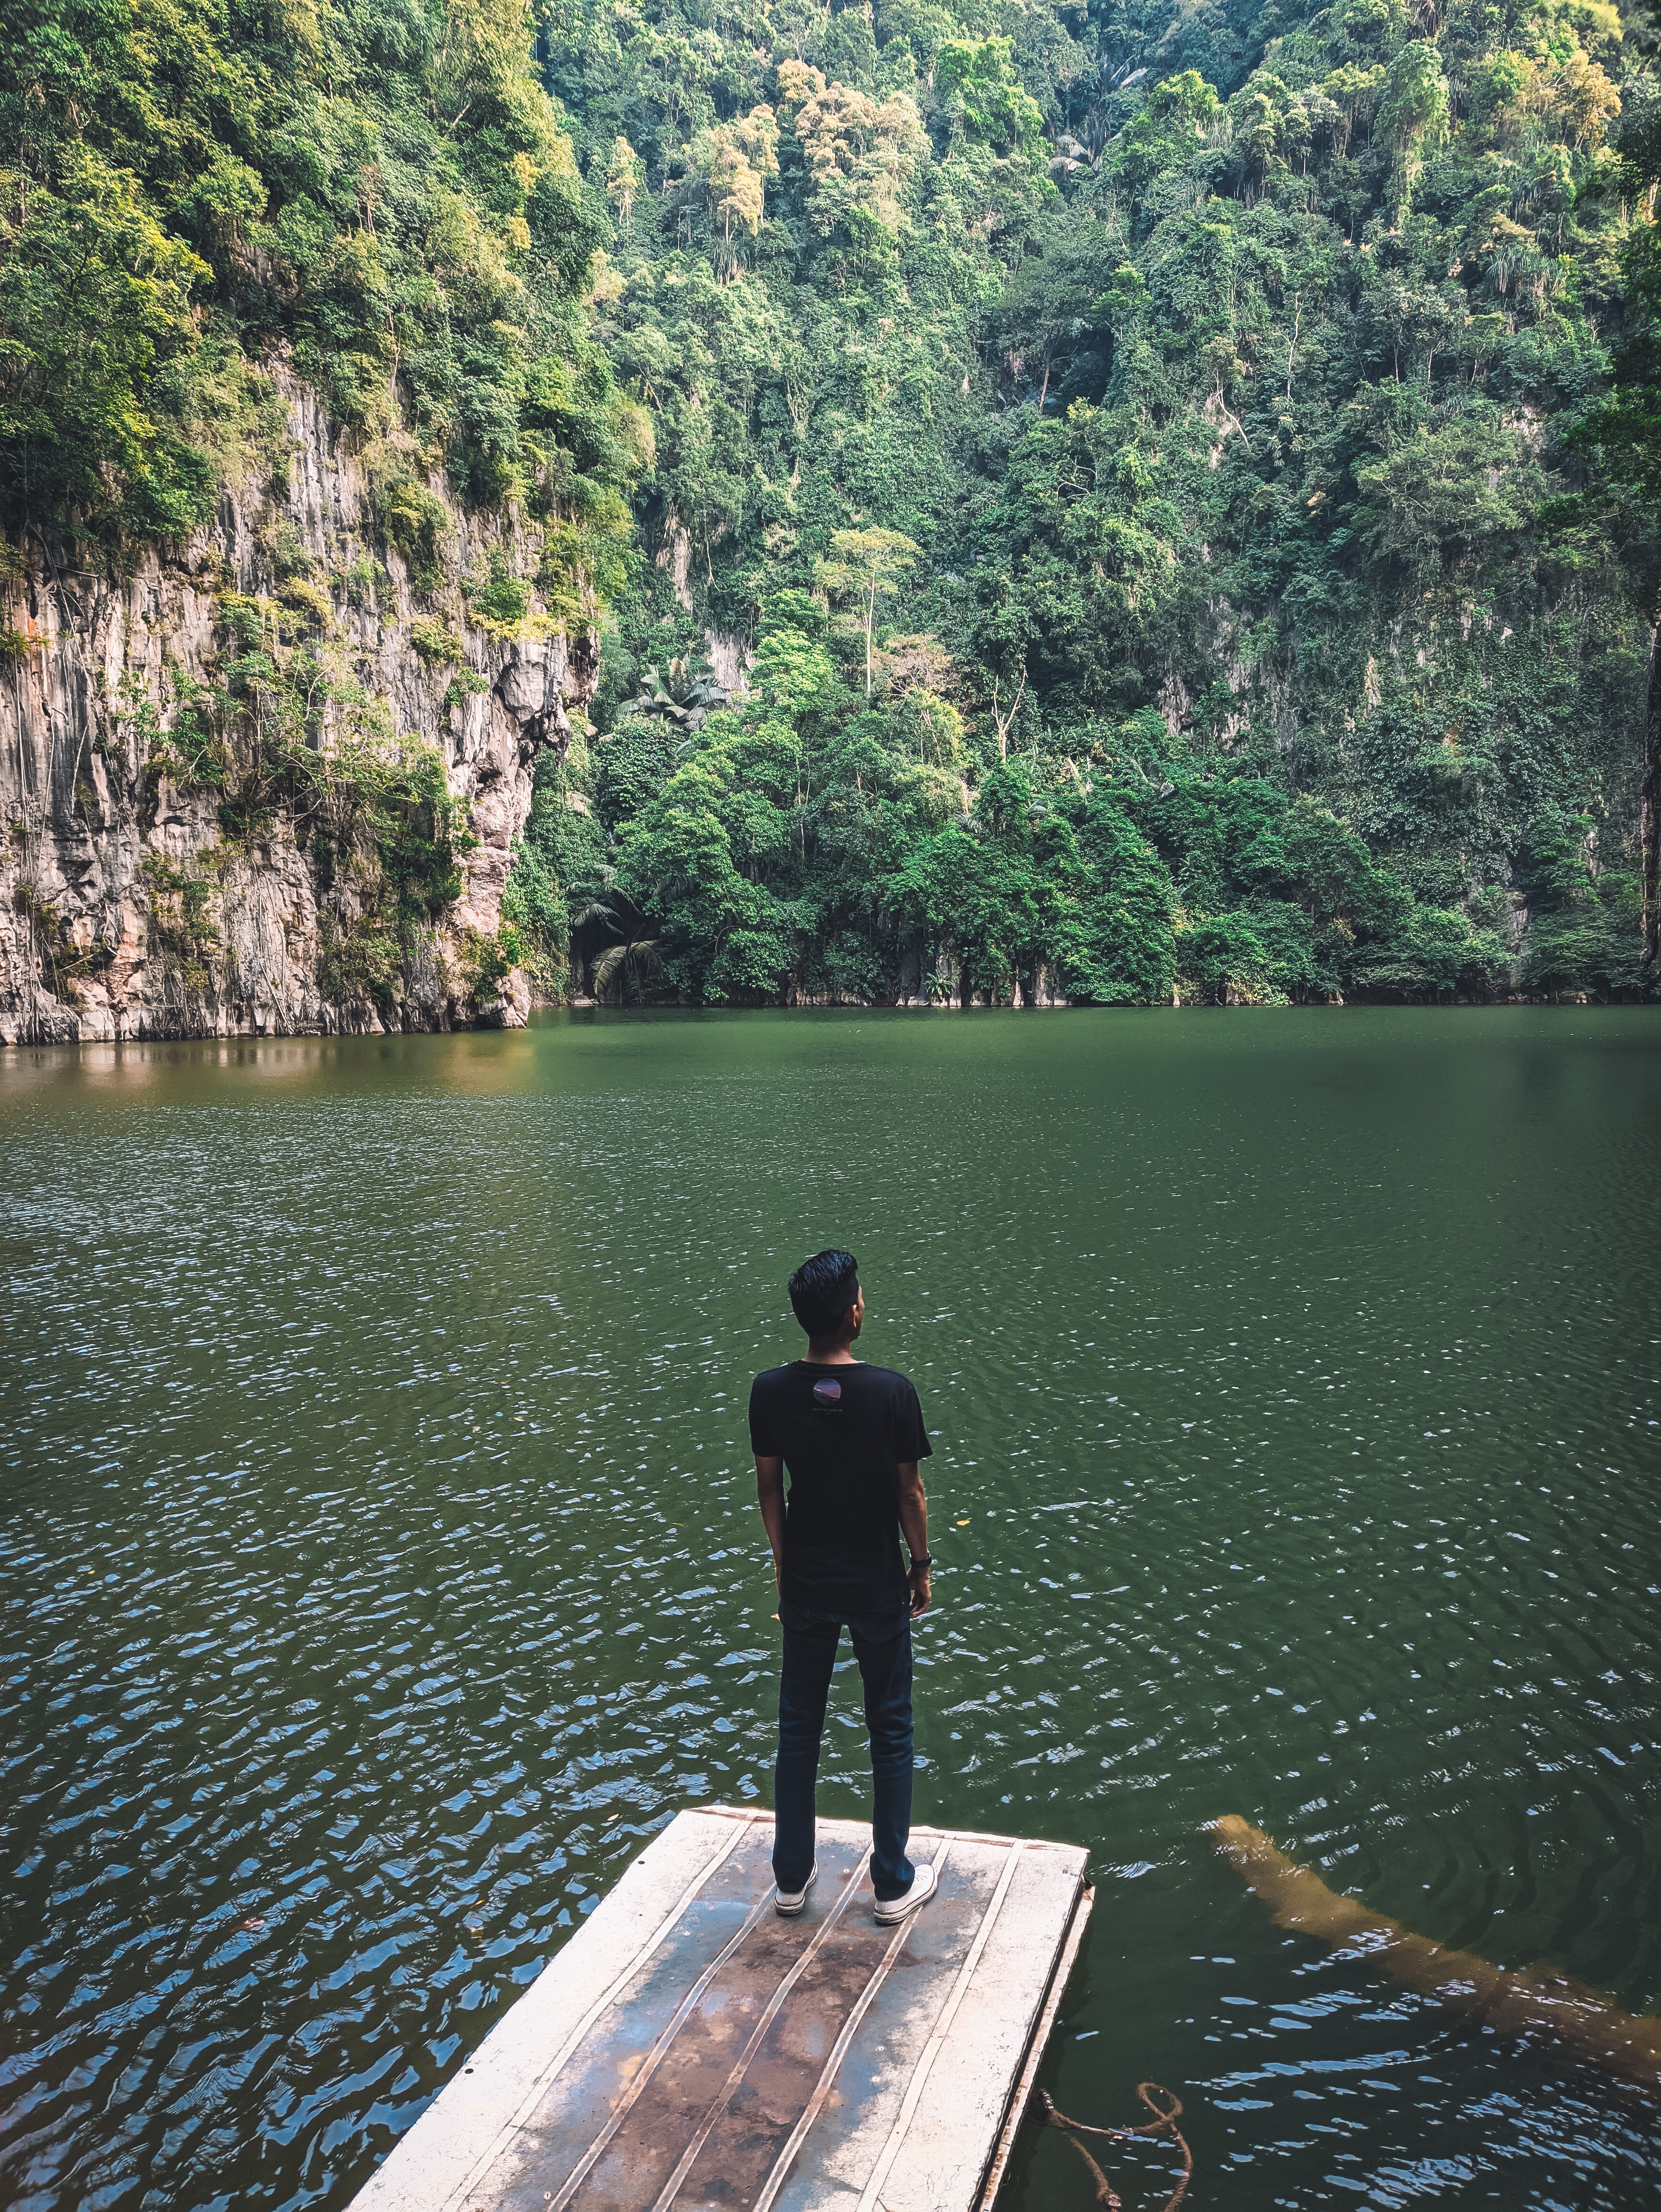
[3,1007,1660,2211]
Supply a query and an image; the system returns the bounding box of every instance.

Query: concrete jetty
[348,1804,1092,2212]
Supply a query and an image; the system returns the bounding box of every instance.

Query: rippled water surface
[3,1009,1660,2212]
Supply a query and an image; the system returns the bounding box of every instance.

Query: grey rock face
[0,362,597,1044]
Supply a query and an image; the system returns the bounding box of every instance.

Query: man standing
[749,1249,936,1925]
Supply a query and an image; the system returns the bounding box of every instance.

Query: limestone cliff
[0,362,597,1044]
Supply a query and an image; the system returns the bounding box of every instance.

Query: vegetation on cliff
[1,0,641,1032]
[508,0,1657,1003]
[1,0,639,562]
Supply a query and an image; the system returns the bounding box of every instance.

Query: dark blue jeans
[773,1599,915,1903]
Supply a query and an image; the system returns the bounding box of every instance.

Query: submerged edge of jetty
[1213,1813,1661,2093]
[348,1804,1092,2212]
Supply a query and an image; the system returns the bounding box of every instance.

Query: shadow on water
[2,1007,1659,2210]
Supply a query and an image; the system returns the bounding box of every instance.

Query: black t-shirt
[748,1360,932,1615]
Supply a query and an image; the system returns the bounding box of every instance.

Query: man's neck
[803,1337,861,1366]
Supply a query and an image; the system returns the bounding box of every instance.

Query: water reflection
[0,1028,549,1105]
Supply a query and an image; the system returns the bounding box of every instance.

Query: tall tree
[819,529,920,695]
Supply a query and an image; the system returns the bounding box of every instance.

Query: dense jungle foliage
[507,0,1661,1002]
[5,0,1659,1001]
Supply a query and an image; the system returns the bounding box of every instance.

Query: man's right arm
[897,1461,930,1616]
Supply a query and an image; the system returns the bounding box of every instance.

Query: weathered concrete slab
[347,1805,1091,2212]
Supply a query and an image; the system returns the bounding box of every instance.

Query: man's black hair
[788,1249,859,1338]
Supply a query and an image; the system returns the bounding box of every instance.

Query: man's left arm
[755,1456,786,1592]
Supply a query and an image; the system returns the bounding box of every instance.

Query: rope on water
[1039,2082,1194,2212]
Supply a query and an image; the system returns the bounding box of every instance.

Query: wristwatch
[908,1554,933,1572]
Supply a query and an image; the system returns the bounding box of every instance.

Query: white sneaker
[775,1864,818,1917]
[873,1858,937,1926]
